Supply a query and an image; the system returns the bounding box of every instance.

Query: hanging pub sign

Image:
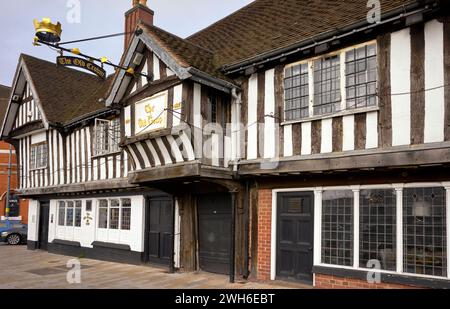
[56,56,106,79]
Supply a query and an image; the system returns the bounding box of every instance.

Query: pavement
[0,244,310,289]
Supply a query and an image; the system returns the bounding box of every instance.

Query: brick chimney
[124,0,154,49]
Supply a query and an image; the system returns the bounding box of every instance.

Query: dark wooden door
[198,194,231,275]
[276,192,314,283]
[38,202,50,251]
[148,198,173,265]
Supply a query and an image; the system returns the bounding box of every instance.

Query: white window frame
[57,200,82,228]
[270,182,450,282]
[93,118,121,157]
[96,198,131,231]
[282,40,378,125]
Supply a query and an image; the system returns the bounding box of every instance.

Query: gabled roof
[187,0,419,68]
[0,85,11,124]
[21,54,113,126]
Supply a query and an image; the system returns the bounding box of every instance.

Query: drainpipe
[229,190,237,283]
[243,180,250,279]
[169,195,176,274]
[5,144,12,220]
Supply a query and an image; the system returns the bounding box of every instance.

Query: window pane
[284,63,309,120]
[58,201,65,226]
[109,199,120,230]
[403,187,447,277]
[66,201,74,227]
[313,55,341,116]
[121,198,131,230]
[74,201,82,227]
[98,199,108,229]
[359,189,396,271]
[345,44,378,109]
[322,190,354,266]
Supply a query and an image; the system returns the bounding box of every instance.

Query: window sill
[281,106,379,126]
[92,151,122,159]
[313,265,450,289]
[29,166,47,172]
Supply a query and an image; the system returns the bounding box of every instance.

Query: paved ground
[0,244,309,289]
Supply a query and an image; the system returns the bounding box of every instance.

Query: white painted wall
[49,195,145,252]
[283,124,293,156]
[264,69,276,159]
[124,105,131,137]
[424,20,445,143]
[365,111,378,149]
[342,115,355,151]
[31,131,46,144]
[247,74,258,160]
[172,84,183,127]
[301,122,312,155]
[27,200,39,241]
[320,118,333,153]
[390,28,411,146]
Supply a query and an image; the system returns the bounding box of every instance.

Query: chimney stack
[124,0,154,49]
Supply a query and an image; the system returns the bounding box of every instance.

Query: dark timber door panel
[198,194,231,275]
[277,192,314,283]
[148,198,173,265]
[38,202,50,251]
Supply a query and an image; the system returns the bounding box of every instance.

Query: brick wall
[257,189,272,280]
[314,274,421,289]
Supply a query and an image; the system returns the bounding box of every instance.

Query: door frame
[275,191,314,283]
[270,188,317,281]
[143,194,175,270]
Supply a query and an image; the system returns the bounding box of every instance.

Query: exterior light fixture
[33,18,62,43]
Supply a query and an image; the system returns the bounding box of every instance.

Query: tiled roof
[0,85,11,124]
[187,0,417,67]
[21,54,113,126]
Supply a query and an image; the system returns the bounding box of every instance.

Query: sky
[0,0,253,86]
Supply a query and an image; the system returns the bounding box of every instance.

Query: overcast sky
[0,0,253,86]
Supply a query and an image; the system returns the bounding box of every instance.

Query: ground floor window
[321,190,353,266]
[317,184,448,279]
[97,198,131,231]
[403,187,447,277]
[359,189,396,271]
[58,200,82,227]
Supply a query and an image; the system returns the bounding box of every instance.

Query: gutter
[57,106,119,131]
[187,67,239,94]
[222,0,440,75]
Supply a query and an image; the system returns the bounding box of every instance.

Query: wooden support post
[169,195,176,274]
[230,190,237,283]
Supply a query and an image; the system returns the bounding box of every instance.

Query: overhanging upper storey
[106,22,237,107]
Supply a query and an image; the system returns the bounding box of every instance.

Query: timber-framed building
[1,0,450,288]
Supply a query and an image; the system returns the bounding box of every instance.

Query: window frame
[30,142,48,170]
[282,40,378,125]
[271,182,450,282]
[97,198,132,231]
[93,118,121,157]
[57,200,83,228]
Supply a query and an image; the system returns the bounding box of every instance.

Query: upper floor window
[313,55,341,115]
[345,44,377,109]
[30,142,47,170]
[94,118,120,156]
[284,42,378,121]
[285,63,309,120]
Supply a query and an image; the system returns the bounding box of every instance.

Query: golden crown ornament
[33,18,62,43]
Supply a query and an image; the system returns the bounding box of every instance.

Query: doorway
[38,201,50,250]
[197,194,231,275]
[276,192,314,283]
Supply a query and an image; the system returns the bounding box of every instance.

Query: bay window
[283,42,378,122]
[318,184,448,280]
